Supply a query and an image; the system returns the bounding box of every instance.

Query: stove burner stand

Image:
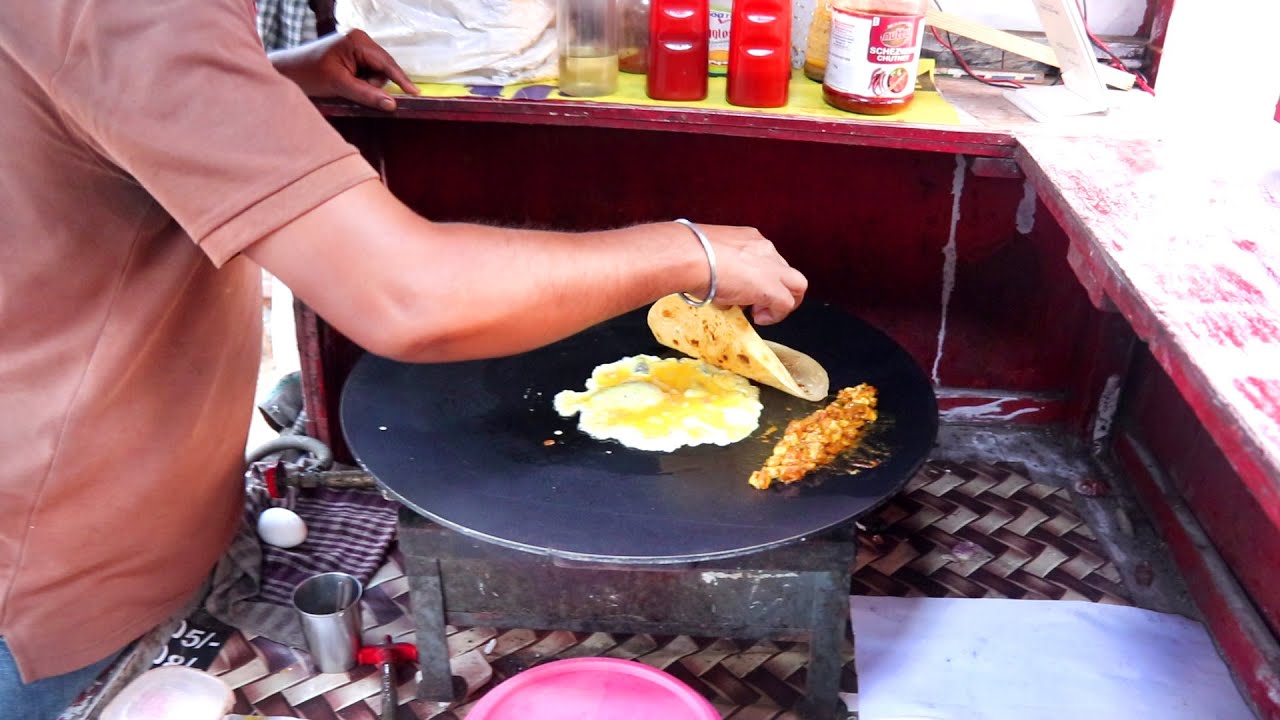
[399,509,855,720]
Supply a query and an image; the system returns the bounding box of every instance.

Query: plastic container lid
[467,657,720,720]
[100,667,234,720]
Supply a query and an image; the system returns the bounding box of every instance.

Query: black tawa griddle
[341,302,937,564]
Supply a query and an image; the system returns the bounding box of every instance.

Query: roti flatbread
[646,295,830,402]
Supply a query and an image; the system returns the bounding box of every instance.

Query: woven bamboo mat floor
[204,460,1131,719]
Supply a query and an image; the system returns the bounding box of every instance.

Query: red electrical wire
[1083,25,1156,95]
[930,0,1155,96]
[929,26,1025,89]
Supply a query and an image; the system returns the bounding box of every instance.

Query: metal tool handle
[380,659,397,720]
[245,434,334,470]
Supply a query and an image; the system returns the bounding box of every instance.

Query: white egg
[257,507,308,548]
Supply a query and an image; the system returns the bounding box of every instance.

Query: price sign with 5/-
[152,615,233,670]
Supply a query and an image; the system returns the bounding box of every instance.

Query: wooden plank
[314,96,1019,158]
[1123,350,1280,638]
[317,76,1162,148]
[1016,134,1280,529]
[1115,433,1280,719]
[924,9,1136,90]
[1139,0,1176,84]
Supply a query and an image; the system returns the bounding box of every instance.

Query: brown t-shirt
[0,0,377,681]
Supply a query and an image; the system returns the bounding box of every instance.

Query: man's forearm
[246,181,717,363]
[397,221,709,360]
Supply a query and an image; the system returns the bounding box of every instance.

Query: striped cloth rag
[204,463,399,649]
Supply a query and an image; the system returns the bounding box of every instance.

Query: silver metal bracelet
[673,218,717,307]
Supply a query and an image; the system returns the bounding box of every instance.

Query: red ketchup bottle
[647,0,711,100]
[726,0,793,108]
[822,0,927,115]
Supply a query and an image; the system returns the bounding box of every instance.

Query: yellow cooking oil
[559,53,619,97]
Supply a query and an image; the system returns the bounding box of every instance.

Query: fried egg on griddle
[553,354,763,452]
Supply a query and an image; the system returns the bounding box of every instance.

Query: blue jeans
[0,637,117,720]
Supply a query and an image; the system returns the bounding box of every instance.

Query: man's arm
[245,180,807,363]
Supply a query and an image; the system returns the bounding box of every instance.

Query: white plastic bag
[335,0,558,85]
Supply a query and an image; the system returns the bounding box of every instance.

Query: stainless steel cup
[292,572,364,673]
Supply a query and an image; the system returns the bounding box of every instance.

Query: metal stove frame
[398,509,856,719]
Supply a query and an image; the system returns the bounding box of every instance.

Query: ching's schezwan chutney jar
[822,0,927,115]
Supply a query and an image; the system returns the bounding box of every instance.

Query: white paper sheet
[850,596,1254,720]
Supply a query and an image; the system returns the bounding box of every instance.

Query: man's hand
[269,30,420,111]
[689,224,808,326]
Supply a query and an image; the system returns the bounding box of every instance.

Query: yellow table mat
[396,60,961,126]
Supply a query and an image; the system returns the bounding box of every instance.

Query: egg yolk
[554,355,763,452]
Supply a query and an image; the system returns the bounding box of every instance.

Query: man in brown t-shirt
[0,1,806,715]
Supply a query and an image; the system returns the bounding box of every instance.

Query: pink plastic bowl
[466,657,720,720]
